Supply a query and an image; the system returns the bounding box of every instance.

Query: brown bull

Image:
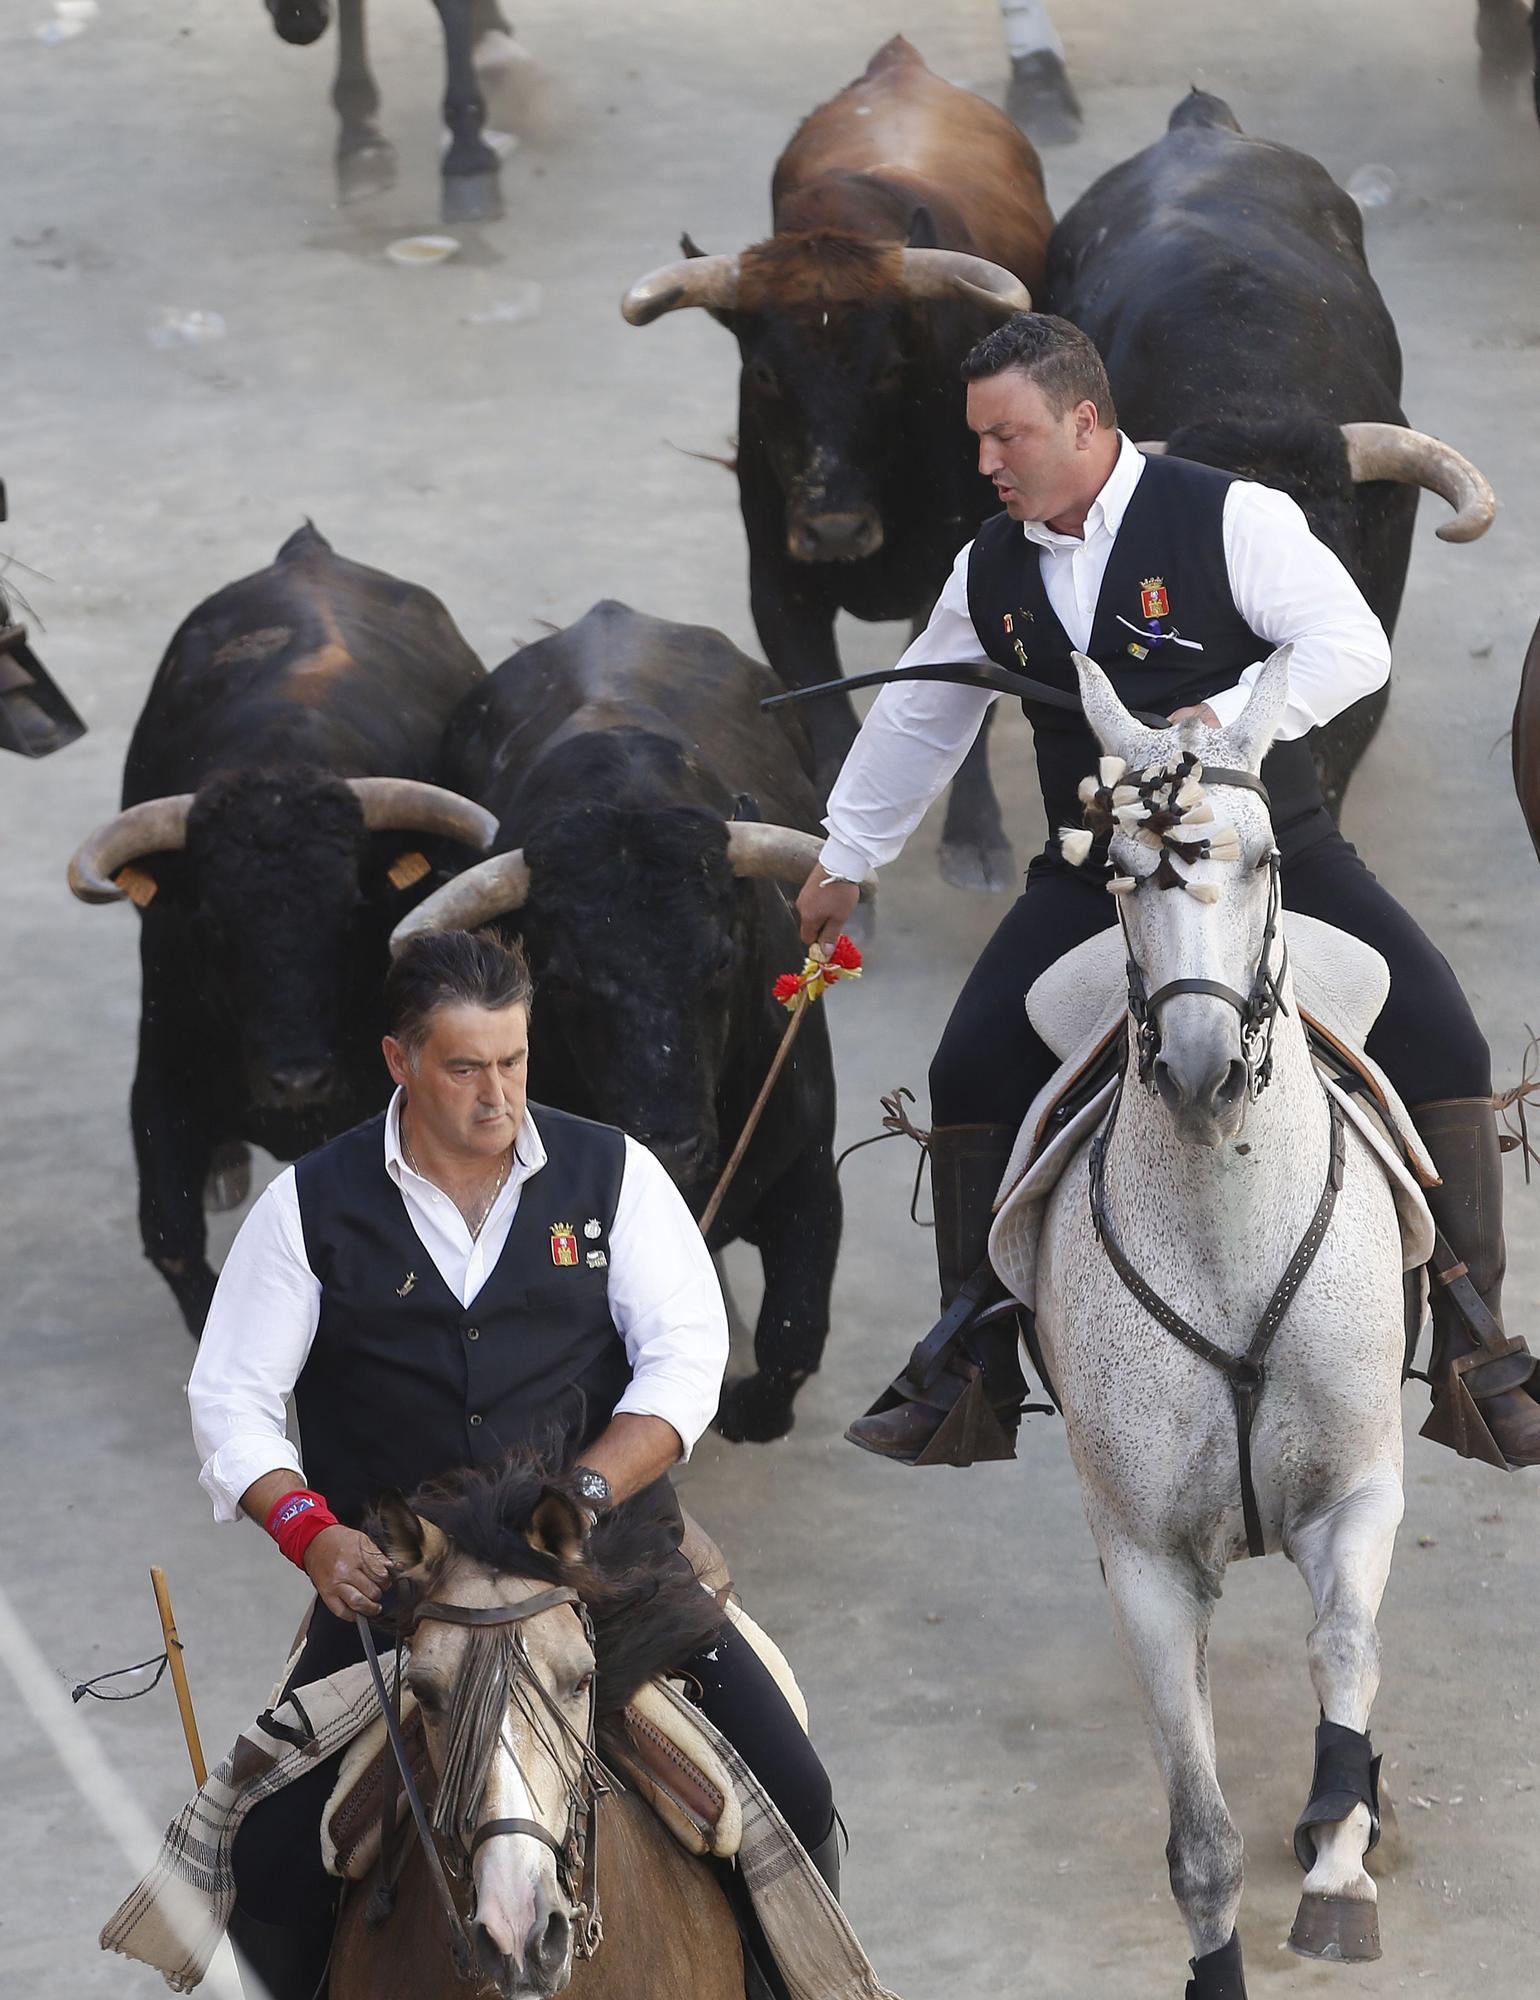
[624,36,1053,891]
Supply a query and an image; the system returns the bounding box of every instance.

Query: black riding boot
[228,1907,335,2000]
[846,1124,1030,1466]
[1415,1097,1540,1468]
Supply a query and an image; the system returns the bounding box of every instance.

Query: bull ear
[530,1488,588,1564]
[906,204,939,249]
[731,792,762,822]
[1223,645,1293,772]
[372,1493,448,1574]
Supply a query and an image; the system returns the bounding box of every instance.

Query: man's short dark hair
[961,312,1117,429]
[385,928,534,1061]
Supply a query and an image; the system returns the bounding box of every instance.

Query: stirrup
[1421,1347,1525,1469]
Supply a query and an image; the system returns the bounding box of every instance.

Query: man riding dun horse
[795,313,1539,1476]
[186,928,838,2000]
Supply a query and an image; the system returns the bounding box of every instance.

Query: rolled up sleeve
[606,1139,730,1458]
[187,1170,321,1521]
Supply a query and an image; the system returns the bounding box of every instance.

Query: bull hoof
[441,166,504,224]
[937,832,1015,894]
[337,138,398,201]
[204,1141,253,1214]
[1287,1892,1381,1963]
[714,1371,804,1444]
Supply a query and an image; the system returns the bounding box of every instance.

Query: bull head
[1138,424,1496,544]
[621,246,1031,327]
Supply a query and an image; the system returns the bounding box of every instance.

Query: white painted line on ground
[0,1579,248,1999]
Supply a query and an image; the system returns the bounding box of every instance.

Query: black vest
[293,1103,631,1526]
[966,453,1330,867]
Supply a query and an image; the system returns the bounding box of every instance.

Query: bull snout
[1153,1051,1249,1146]
[648,1132,711,1190]
[267,0,332,46]
[256,1061,339,1111]
[787,508,884,564]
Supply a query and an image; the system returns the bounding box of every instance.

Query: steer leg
[131,1046,219,1339]
[715,1144,841,1444]
[333,0,396,199]
[1284,1468,1403,1961]
[749,557,855,803]
[433,0,503,221]
[938,704,1014,893]
[1098,1532,1247,1984]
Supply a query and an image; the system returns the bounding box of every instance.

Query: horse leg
[333,0,397,200]
[1284,1470,1403,1963]
[432,0,504,221]
[1100,1537,1249,1994]
[938,704,1014,893]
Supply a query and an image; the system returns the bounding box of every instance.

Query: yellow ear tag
[387,850,432,892]
[114,865,158,908]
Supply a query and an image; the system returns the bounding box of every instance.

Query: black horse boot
[228,1907,335,2000]
[1186,1930,1246,1999]
[1415,1097,1540,1468]
[846,1124,1030,1466]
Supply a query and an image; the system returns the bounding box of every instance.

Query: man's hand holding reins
[304,1525,394,1619]
[797,866,860,952]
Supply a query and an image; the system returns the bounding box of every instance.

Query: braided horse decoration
[1019,648,1410,1999]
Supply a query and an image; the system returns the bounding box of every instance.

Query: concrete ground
[3,1,1538,1994]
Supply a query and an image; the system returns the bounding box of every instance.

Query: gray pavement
[3,1,1538,1995]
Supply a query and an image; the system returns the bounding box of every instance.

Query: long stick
[698,998,810,1237]
[150,1566,207,1787]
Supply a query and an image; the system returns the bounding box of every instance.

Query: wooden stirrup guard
[1420,1354,1514,1469]
[912,1367,1018,1468]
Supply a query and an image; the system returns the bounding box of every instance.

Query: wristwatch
[571,1465,611,1514]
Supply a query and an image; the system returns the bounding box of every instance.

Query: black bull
[67,524,496,1336]
[1045,91,1494,819]
[399,599,855,1444]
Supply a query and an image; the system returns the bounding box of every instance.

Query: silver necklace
[402,1126,512,1241]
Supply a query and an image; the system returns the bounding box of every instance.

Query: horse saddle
[989,914,1438,1315]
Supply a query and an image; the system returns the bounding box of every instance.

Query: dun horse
[332,1468,744,2000]
[1003,650,1415,1997]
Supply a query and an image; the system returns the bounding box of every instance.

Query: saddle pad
[322,1695,431,1881]
[615,1680,744,1859]
[724,1599,809,1732]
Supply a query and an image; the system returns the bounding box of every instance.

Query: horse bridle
[1114,765,1289,1100]
[358,1582,609,1978]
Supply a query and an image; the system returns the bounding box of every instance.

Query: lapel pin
[550,1222,579,1267]
[396,1271,417,1298]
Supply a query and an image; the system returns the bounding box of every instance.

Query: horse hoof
[937,834,1015,894]
[441,168,504,224]
[1287,1893,1381,1962]
[204,1141,252,1214]
[336,140,397,201]
[714,1374,798,1444]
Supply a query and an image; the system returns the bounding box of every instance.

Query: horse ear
[1223,644,1294,771]
[531,1487,588,1564]
[373,1493,447,1573]
[1071,652,1168,769]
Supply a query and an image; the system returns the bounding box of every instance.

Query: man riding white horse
[797,312,1540,1476]
[187,929,838,2000]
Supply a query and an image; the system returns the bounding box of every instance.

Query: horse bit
[358,1582,609,1977]
[1084,756,1346,1558]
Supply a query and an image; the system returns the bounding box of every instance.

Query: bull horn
[388,850,530,956]
[899,249,1032,317]
[1340,422,1496,544]
[622,254,741,326]
[67,795,194,904]
[346,779,498,850]
[723,822,876,897]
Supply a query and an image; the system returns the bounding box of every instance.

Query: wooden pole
[698,997,811,1238]
[150,1566,207,1787]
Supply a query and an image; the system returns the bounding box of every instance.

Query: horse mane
[378,1454,726,1728]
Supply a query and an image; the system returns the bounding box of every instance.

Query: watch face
[575,1468,610,1504]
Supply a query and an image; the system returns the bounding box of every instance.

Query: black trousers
[232,1600,834,1927]
[930,831,1492,1130]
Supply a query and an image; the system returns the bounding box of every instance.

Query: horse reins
[357,1581,609,1976]
[1090,763,1342,1559]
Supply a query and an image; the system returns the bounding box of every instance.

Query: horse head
[370,1463,724,1998]
[1068,646,1296,1147]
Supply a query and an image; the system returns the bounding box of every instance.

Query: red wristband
[265,1488,340,1571]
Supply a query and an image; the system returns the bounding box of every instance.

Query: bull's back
[124,523,485,798]
[774,35,1050,279]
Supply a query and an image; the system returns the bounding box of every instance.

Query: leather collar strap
[411,1586,580,1631]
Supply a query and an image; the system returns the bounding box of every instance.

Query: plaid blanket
[102,1667,902,2000]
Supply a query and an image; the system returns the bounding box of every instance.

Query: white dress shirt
[818,433,1392,879]
[188,1093,730,1521]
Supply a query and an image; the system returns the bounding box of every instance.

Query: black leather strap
[411,1586,580,1631]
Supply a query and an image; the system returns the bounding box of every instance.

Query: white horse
[1006,649,1416,1998]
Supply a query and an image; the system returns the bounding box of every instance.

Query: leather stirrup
[911,1366,1019,1467]
[1420,1352,1513,1470]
